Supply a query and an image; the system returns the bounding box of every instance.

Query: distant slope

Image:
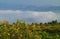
[0,4,60,11]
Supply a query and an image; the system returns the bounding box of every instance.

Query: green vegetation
[0,20,60,39]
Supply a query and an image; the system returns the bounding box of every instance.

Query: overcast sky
[0,0,60,6]
[0,10,57,23]
[0,0,60,23]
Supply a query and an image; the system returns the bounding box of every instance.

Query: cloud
[0,10,57,23]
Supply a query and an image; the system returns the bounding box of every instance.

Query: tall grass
[0,20,60,39]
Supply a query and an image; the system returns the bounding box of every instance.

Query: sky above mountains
[0,0,60,23]
[0,0,60,7]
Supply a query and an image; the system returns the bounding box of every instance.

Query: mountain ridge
[0,5,60,11]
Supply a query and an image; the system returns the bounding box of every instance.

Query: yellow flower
[17,28,20,30]
[15,29,18,33]
[20,34,22,37]
[12,34,15,36]
[34,35,40,39]
[32,25,36,28]
[4,25,6,27]
[0,34,1,37]
[56,35,59,37]
[8,33,10,36]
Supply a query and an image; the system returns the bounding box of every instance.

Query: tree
[39,23,42,26]
[51,20,57,24]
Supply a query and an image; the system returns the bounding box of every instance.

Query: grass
[0,20,60,39]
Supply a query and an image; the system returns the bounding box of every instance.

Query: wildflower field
[0,20,60,39]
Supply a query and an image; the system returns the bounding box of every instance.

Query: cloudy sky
[0,0,60,6]
[0,0,60,23]
[0,10,58,23]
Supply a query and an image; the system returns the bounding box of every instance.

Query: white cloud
[0,10,58,23]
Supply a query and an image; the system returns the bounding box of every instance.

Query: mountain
[0,4,60,11]
[20,5,60,11]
